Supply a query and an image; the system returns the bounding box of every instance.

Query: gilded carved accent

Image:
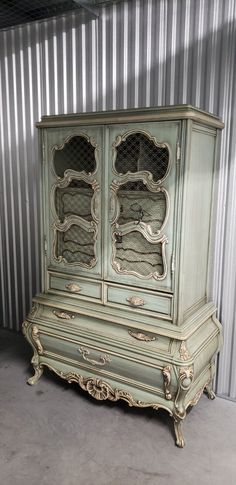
[188,383,207,408]
[179,341,191,361]
[186,379,214,409]
[22,320,30,336]
[41,364,172,413]
[31,325,44,355]
[174,367,194,419]
[162,365,172,400]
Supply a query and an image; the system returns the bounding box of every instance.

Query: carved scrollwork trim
[52,215,98,269]
[41,363,173,415]
[174,367,194,420]
[110,178,170,237]
[50,173,99,223]
[22,320,30,336]
[186,378,213,409]
[179,341,191,361]
[31,325,44,355]
[163,365,172,400]
[51,132,99,180]
[27,303,39,321]
[111,230,168,281]
[50,135,100,270]
[112,129,171,185]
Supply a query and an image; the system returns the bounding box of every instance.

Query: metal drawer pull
[78,346,111,366]
[126,296,146,307]
[65,283,82,293]
[53,310,75,320]
[129,330,156,342]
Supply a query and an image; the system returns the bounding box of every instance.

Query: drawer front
[35,303,173,356]
[35,325,169,397]
[49,273,102,300]
[107,284,172,316]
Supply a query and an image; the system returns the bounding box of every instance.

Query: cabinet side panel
[180,126,216,319]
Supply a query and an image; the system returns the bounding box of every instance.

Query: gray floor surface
[0,328,235,485]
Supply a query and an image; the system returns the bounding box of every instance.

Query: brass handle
[53,310,75,320]
[126,296,146,307]
[129,330,156,342]
[65,283,82,293]
[78,346,111,366]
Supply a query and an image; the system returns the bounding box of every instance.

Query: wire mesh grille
[115,133,169,182]
[56,181,93,222]
[115,232,163,277]
[117,182,166,233]
[54,136,96,178]
[57,224,95,264]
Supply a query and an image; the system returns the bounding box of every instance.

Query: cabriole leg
[174,418,185,448]
[27,364,44,385]
[204,382,216,400]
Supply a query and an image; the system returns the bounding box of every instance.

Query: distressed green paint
[23,106,223,447]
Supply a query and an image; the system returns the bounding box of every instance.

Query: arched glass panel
[54,135,96,177]
[115,133,169,182]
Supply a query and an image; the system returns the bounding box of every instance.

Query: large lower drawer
[34,302,173,357]
[31,322,173,397]
[106,283,172,317]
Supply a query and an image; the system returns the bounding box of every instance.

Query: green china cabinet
[23,106,224,447]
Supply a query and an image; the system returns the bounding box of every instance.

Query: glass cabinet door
[105,122,180,291]
[45,126,103,278]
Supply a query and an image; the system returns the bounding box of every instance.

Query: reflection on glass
[54,135,96,178]
[115,133,169,181]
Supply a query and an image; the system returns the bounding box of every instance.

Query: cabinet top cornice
[36,105,224,130]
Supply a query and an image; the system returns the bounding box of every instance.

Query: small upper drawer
[49,273,102,300]
[106,284,172,317]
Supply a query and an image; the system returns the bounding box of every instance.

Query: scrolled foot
[204,384,216,400]
[174,419,185,448]
[27,365,44,385]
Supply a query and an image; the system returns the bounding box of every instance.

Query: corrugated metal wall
[0,0,235,399]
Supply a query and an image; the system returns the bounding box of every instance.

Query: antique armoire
[23,105,224,447]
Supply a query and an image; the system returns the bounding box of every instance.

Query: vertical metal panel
[0,0,235,399]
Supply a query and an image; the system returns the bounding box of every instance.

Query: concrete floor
[0,328,236,485]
